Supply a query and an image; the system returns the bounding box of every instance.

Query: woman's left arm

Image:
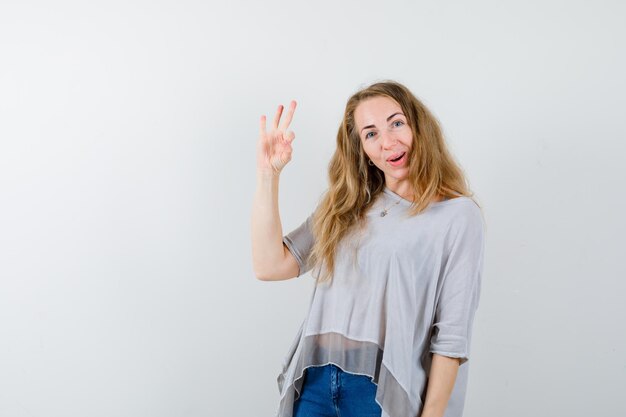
[420,353,460,417]
[422,203,485,416]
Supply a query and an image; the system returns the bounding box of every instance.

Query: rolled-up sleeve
[282,213,316,277]
[430,204,485,365]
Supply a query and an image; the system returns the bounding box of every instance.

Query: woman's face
[354,96,413,189]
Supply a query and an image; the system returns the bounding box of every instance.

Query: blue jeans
[293,364,382,417]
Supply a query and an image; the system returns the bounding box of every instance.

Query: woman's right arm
[251,101,300,281]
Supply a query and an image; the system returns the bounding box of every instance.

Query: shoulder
[437,197,485,240]
[434,196,482,218]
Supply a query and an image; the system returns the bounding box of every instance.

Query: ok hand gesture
[257,100,297,175]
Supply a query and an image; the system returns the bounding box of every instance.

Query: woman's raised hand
[257,100,297,175]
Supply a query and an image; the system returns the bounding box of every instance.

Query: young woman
[251,81,485,417]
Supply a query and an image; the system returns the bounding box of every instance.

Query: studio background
[1,1,624,416]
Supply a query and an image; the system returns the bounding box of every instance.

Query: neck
[386,182,414,202]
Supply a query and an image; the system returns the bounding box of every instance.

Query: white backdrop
[1,1,624,416]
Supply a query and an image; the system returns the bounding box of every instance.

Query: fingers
[279,100,297,131]
[272,104,284,130]
[264,100,296,150]
[259,115,266,136]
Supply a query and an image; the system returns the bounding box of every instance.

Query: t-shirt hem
[283,237,303,277]
[429,349,469,365]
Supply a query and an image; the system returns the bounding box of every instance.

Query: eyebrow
[360,112,405,133]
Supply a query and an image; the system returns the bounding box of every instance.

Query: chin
[388,169,409,178]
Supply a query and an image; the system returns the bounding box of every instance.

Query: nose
[381,130,398,149]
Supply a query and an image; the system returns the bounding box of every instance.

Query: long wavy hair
[309,80,478,282]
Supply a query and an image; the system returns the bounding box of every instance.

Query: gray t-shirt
[277,186,485,417]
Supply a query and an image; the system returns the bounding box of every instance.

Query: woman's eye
[365,131,375,139]
[393,120,404,127]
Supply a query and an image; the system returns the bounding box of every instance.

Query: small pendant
[380,210,387,217]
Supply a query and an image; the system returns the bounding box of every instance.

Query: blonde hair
[309,80,479,282]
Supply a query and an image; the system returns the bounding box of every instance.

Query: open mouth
[387,152,406,162]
